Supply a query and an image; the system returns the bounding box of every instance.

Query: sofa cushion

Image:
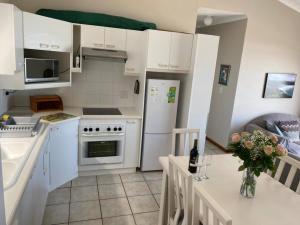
[276,120,300,142]
[265,120,283,135]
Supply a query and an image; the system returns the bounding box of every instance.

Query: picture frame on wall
[219,64,231,86]
[263,73,297,98]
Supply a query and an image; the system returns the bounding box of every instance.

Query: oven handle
[81,133,125,137]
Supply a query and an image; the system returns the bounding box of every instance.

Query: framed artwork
[263,73,297,98]
[219,64,231,86]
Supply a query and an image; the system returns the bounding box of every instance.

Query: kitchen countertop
[8,106,142,120]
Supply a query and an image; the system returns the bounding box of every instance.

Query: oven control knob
[118,127,122,131]
[95,128,100,132]
[107,127,111,131]
[89,128,93,132]
[84,128,88,132]
[114,127,118,131]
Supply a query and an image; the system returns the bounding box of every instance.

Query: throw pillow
[265,120,284,136]
[276,120,300,142]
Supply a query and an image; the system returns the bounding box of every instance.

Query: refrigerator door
[144,79,180,134]
[141,133,172,171]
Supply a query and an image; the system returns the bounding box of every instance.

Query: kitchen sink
[1,142,30,160]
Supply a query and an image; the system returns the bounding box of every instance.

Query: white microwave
[24,58,59,83]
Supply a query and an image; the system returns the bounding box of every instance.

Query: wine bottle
[188,139,199,173]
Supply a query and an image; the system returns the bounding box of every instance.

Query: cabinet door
[104,27,126,50]
[18,176,34,225]
[0,4,24,75]
[147,30,171,70]
[124,119,141,168]
[169,33,193,71]
[23,12,72,52]
[81,24,105,49]
[31,136,50,225]
[125,30,145,75]
[49,120,79,191]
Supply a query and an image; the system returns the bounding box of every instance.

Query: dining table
[158,154,300,225]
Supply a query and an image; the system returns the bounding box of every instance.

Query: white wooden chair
[168,155,193,225]
[268,156,300,194]
[172,128,200,156]
[192,185,232,225]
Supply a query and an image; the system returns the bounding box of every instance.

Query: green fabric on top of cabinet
[36,9,157,31]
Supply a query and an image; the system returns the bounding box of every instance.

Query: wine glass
[201,154,212,180]
[193,154,204,181]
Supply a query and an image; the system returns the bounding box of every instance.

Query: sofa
[245,113,300,161]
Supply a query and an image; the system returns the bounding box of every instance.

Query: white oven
[79,121,125,165]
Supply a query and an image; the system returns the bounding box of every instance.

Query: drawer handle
[94,43,104,47]
[106,44,116,49]
[51,44,60,49]
[126,121,136,124]
[158,63,168,68]
[126,68,135,72]
[40,43,49,48]
[170,65,179,68]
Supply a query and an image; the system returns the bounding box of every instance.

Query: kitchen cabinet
[146,30,193,73]
[81,24,105,49]
[11,136,50,225]
[124,119,141,168]
[105,27,126,50]
[0,3,24,76]
[23,12,72,52]
[81,25,126,51]
[49,119,79,191]
[169,33,193,71]
[125,30,145,76]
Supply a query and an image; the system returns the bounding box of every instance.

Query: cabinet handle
[51,44,60,49]
[158,63,168,68]
[106,44,116,49]
[126,68,135,72]
[40,43,49,48]
[126,121,136,124]
[94,43,104,47]
[170,65,180,69]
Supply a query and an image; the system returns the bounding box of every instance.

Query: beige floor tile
[134,211,159,225]
[142,172,162,181]
[98,183,125,199]
[120,173,144,183]
[100,197,131,218]
[47,188,70,205]
[146,180,162,194]
[58,181,71,188]
[70,200,101,222]
[128,195,159,214]
[71,186,99,202]
[97,174,121,185]
[123,182,151,196]
[72,176,97,187]
[69,219,103,225]
[102,215,135,225]
[153,194,161,206]
[42,204,69,225]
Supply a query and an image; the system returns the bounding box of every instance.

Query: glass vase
[240,168,256,198]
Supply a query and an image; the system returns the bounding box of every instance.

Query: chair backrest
[172,128,200,156]
[193,185,232,225]
[168,155,193,225]
[270,156,300,194]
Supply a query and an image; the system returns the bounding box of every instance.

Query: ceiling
[278,0,300,12]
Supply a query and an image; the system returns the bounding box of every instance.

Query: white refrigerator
[141,79,180,171]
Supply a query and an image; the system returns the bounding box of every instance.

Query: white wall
[199,0,300,147]
[198,19,247,147]
[12,61,138,108]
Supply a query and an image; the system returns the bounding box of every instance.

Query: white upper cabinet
[81,25,126,51]
[23,12,72,52]
[146,30,194,73]
[169,33,193,71]
[81,24,105,49]
[0,3,24,75]
[147,30,171,70]
[105,27,126,50]
[125,30,145,75]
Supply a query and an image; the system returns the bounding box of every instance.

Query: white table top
[159,154,300,225]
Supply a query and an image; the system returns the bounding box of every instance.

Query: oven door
[79,134,125,165]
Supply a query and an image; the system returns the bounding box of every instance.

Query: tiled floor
[43,141,223,225]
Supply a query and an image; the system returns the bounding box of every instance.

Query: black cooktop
[82,108,122,115]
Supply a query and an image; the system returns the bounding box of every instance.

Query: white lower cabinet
[124,119,141,168]
[49,120,79,191]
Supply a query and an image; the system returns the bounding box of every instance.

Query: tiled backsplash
[12,60,138,108]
